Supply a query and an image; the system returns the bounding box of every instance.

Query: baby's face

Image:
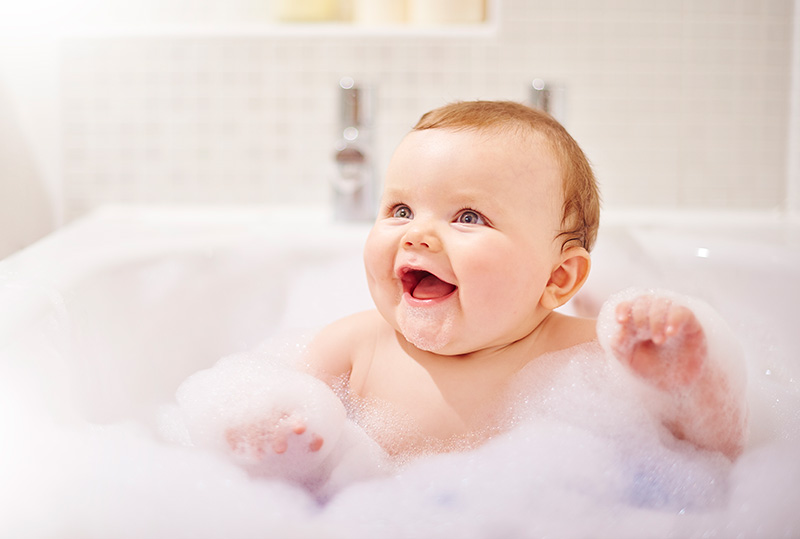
[363,127,566,356]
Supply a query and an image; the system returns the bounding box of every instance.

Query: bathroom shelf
[59,0,500,39]
[62,21,499,39]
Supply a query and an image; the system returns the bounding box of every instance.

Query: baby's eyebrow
[447,189,500,214]
[381,186,496,213]
[380,185,410,200]
[452,191,486,206]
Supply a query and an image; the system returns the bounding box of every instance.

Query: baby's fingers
[631,296,666,338]
[615,300,633,323]
[612,295,673,345]
[309,434,324,452]
[665,304,700,338]
[271,435,289,454]
[647,298,671,345]
[289,415,307,435]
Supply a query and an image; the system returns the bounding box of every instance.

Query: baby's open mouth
[400,269,457,300]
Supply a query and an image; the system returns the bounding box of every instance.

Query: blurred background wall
[0,0,798,258]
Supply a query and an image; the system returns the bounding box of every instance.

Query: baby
[174,101,747,494]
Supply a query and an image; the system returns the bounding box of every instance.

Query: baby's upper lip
[396,263,447,282]
[399,267,428,292]
[396,264,457,297]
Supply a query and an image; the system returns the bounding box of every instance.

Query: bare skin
[611,295,746,459]
[303,310,600,457]
[223,297,745,462]
[223,126,746,466]
[225,411,324,458]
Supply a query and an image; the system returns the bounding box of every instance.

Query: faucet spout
[332,77,376,222]
[529,78,567,124]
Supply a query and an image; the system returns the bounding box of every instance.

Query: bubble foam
[3,332,799,538]
[169,342,391,497]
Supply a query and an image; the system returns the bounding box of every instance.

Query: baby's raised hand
[175,352,349,483]
[225,410,325,459]
[610,294,707,392]
[599,290,748,458]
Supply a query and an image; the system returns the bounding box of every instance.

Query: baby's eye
[391,204,414,219]
[455,209,486,225]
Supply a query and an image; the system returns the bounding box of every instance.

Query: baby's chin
[396,305,455,353]
[403,332,448,353]
[399,323,451,353]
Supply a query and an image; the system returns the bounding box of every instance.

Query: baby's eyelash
[455,207,490,226]
[382,201,402,215]
[385,202,414,219]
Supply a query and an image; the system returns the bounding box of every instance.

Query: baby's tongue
[413,274,456,299]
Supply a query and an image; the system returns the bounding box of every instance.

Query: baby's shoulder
[306,310,384,378]
[321,310,384,339]
[541,312,597,352]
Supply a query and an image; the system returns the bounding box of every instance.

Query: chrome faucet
[530,78,566,123]
[332,77,376,221]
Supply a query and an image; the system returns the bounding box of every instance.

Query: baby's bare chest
[347,345,519,455]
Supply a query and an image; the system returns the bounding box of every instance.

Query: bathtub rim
[3,204,798,266]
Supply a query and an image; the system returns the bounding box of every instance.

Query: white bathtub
[1,206,798,538]
[0,207,374,429]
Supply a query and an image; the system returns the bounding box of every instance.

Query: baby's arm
[599,291,748,459]
[175,353,349,486]
[174,312,385,493]
[224,408,324,458]
[219,314,364,466]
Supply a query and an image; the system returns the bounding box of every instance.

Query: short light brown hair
[412,101,600,252]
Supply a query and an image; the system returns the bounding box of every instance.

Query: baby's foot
[225,411,324,460]
[610,294,707,391]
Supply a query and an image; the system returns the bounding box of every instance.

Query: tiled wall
[60,0,795,220]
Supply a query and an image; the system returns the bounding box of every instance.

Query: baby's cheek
[466,272,544,334]
[362,242,383,285]
[363,241,396,303]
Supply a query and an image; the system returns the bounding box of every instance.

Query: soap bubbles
[2,333,799,538]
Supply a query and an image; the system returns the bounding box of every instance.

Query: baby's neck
[397,311,570,366]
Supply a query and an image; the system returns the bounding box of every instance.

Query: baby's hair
[412,101,600,252]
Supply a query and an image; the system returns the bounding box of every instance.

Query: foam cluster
[595,288,749,457]
[161,339,390,497]
[177,353,343,474]
[596,287,747,396]
[3,322,798,538]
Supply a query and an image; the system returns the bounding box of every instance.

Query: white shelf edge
[59,20,499,39]
[57,0,501,39]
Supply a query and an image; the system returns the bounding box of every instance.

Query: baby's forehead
[445,124,559,164]
[472,125,562,174]
[484,122,554,148]
[409,126,560,178]
[410,123,554,152]
[399,127,564,199]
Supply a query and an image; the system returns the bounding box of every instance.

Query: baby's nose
[402,224,442,252]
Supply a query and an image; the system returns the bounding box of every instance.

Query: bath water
[3,309,799,539]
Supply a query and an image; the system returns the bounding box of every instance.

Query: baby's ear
[541,246,591,310]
